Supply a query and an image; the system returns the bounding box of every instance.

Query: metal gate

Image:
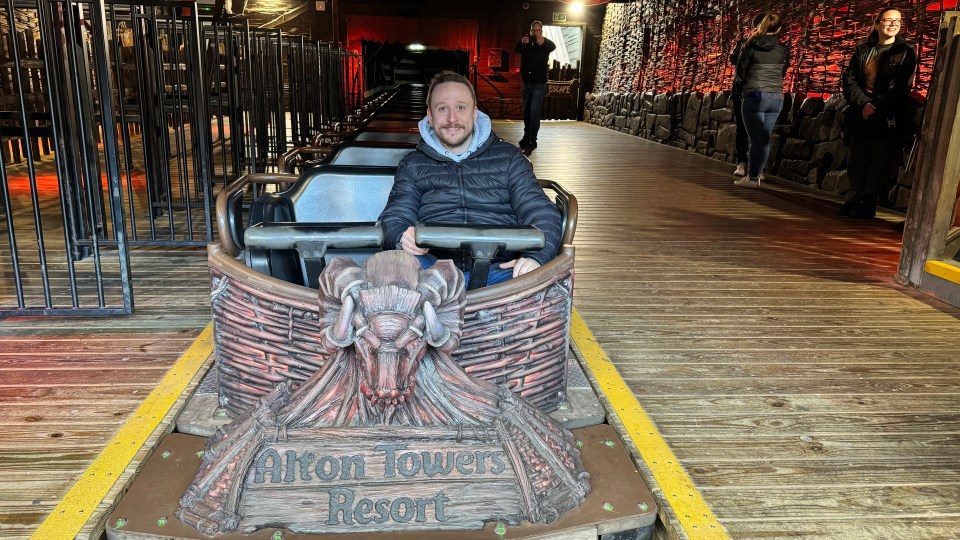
[116,1,213,246]
[203,19,281,179]
[0,0,361,315]
[285,38,345,146]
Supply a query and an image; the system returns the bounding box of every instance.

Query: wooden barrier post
[897,12,960,287]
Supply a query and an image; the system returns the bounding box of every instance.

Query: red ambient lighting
[4,173,146,196]
[928,0,957,10]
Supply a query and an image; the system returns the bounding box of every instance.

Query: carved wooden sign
[547,81,575,96]
[178,252,590,536]
[238,427,523,533]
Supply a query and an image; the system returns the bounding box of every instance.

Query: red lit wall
[345,16,479,57]
[595,0,953,98]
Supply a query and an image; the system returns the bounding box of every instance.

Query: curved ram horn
[331,294,356,345]
[422,301,449,347]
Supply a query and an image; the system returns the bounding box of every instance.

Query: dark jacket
[515,37,556,85]
[729,37,748,99]
[842,34,917,141]
[734,34,790,94]
[379,131,562,267]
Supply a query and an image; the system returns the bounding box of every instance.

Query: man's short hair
[530,20,543,30]
[426,71,477,108]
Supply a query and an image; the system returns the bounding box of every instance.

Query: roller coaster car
[279,140,416,173]
[211,163,577,419]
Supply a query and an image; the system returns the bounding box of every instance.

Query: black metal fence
[0,0,362,315]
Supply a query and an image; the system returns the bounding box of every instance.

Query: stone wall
[593,2,945,97]
[584,90,914,209]
[582,0,955,210]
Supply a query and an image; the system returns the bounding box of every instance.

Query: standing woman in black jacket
[840,7,917,218]
[733,13,790,188]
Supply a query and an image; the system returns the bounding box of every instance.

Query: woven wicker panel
[210,267,328,416]
[211,261,575,417]
[459,270,574,412]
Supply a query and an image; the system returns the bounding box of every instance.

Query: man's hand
[862,102,876,119]
[521,36,530,45]
[499,257,540,278]
[399,226,429,256]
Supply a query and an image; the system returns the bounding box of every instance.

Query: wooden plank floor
[504,120,960,539]
[1,119,959,539]
[0,244,211,539]
[0,142,213,537]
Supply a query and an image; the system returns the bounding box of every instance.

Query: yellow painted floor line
[571,308,729,540]
[31,324,214,540]
[926,259,960,285]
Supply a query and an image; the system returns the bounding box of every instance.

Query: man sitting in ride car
[379,71,562,287]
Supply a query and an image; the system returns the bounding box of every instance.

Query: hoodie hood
[749,34,782,52]
[418,109,493,162]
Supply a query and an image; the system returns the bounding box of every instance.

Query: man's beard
[436,123,473,150]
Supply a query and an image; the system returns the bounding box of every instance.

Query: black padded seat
[372,112,425,121]
[365,119,419,130]
[376,107,425,115]
[246,165,397,287]
[315,142,415,167]
[282,167,395,223]
[378,107,425,113]
[353,131,421,143]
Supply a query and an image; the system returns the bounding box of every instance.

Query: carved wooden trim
[179,252,590,535]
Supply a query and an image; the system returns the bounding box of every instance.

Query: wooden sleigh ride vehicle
[208,92,579,420]
[105,87,655,540]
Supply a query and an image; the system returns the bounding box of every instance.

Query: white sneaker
[733,177,760,188]
[733,163,746,176]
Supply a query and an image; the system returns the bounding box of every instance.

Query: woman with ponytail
[729,13,768,178]
[733,13,790,188]
[840,7,917,218]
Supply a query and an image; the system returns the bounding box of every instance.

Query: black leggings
[846,137,902,210]
[732,94,749,164]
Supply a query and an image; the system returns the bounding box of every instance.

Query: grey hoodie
[417,110,493,162]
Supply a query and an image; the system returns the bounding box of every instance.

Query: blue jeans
[741,92,783,179]
[416,254,513,289]
[521,83,546,141]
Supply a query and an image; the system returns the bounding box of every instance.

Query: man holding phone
[515,21,556,152]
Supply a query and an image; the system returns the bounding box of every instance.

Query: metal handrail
[216,172,298,256]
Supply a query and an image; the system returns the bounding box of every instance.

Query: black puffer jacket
[379,131,562,267]
[734,34,790,94]
[842,34,917,141]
